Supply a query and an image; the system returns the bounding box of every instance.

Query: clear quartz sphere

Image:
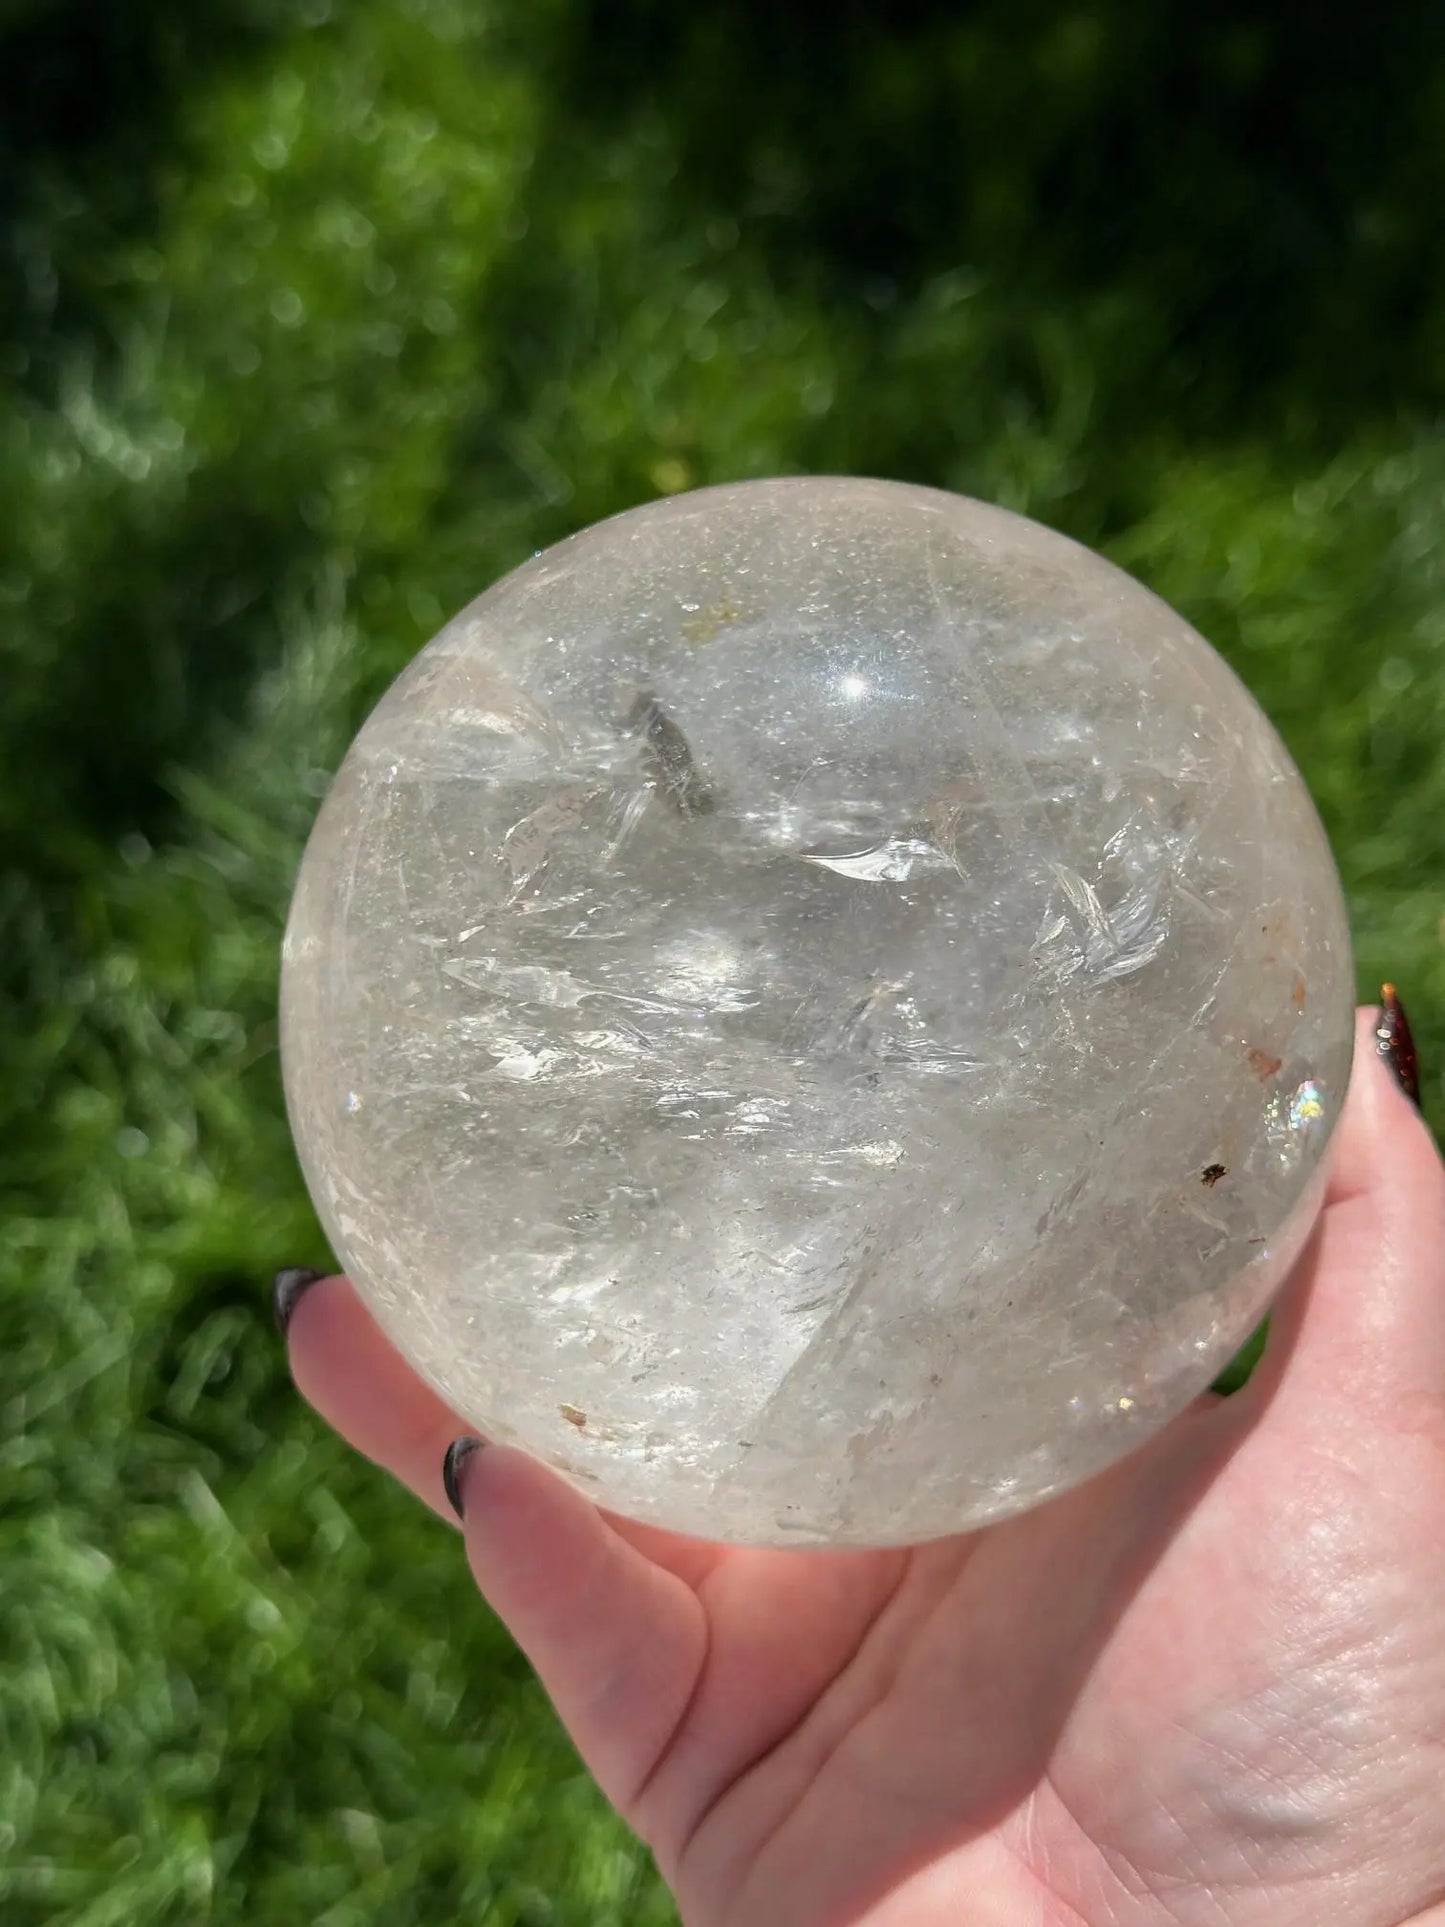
[281,477,1355,1547]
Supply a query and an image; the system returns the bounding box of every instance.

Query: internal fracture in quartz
[280,477,1355,1547]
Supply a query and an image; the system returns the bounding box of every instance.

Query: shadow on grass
[0,0,321,866]
[547,0,1445,449]
[0,0,301,373]
[0,472,317,870]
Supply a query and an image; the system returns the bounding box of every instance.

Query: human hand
[280,1003,1445,1926]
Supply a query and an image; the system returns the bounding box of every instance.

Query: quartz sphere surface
[281,477,1354,1547]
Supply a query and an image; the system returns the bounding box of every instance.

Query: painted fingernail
[273,1266,324,1336]
[1375,984,1420,1108]
[442,1436,483,1520]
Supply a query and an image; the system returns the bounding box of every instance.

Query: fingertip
[456,1443,615,1618]
[281,1271,365,1397]
[1328,1003,1440,1210]
[1374,983,1420,1109]
[442,1435,483,1520]
[280,1273,474,1522]
[272,1265,330,1337]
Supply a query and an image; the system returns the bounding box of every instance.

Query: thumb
[1244,998,1445,1426]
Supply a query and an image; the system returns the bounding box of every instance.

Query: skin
[286,1008,1445,1926]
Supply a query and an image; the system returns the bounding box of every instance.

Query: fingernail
[442,1436,483,1520]
[273,1266,324,1336]
[1375,984,1421,1108]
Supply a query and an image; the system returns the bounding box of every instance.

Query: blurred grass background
[3,0,1444,1919]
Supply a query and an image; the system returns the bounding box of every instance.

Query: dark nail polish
[1375,984,1420,1108]
[273,1266,324,1336]
[442,1436,483,1519]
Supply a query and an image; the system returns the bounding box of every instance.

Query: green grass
[3,1,1443,1918]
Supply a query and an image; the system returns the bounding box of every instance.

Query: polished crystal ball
[282,477,1355,1547]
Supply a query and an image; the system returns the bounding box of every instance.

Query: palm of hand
[288,1015,1445,1926]
[646,1355,1445,1926]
